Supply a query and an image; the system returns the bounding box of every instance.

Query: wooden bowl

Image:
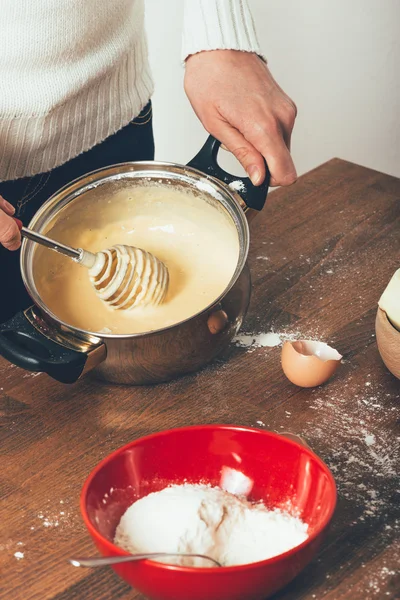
[375,307,400,379]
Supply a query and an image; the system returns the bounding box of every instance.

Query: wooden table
[1,159,399,600]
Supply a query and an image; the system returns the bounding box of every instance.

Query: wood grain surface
[1,159,399,600]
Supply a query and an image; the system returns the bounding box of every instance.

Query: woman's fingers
[212,121,266,186]
[0,197,21,250]
[0,195,16,216]
[258,134,297,187]
[242,103,297,187]
[184,50,298,188]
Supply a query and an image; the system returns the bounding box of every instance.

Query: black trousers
[0,102,154,322]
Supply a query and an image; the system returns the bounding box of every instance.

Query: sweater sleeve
[182,0,264,62]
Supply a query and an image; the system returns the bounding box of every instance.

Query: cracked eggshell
[281,340,342,388]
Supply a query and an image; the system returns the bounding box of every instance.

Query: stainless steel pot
[0,136,269,385]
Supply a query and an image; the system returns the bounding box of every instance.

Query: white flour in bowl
[114,483,308,567]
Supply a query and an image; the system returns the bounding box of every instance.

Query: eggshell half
[281,340,342,388]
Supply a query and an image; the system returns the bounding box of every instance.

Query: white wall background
[145,0,400,180]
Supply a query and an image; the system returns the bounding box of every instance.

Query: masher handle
[14,217,95,266]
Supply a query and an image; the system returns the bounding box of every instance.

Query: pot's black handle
[0,311,88,384]
[187,135,270,211]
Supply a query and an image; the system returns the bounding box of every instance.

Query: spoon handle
[21,226,82,260]
[14,218,96,267]
[70,553,221,568]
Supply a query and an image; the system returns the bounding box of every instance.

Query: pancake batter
[34,183,239,334]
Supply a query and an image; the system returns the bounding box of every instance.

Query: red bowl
[81,425,336,600]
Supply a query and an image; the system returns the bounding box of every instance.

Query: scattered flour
[5,500,74,564]
[251,369,399,596]
[366,561,399,598]
[233,329,323,351]
[228,180,245,193]
[301,374,399,526]
[233,331,282,349]
[36,503,72,529]
[365,434,376,446]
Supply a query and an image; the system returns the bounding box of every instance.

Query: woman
[0,0,297,321]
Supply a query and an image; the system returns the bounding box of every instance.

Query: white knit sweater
[0,0,261,182]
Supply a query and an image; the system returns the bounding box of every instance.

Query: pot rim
[21,160,250,340]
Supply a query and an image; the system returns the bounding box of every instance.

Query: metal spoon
[14,219,169,310]
[69,553,222,568]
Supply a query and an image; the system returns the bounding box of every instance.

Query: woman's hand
[0,196,21,250]
[184,50,297,187]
